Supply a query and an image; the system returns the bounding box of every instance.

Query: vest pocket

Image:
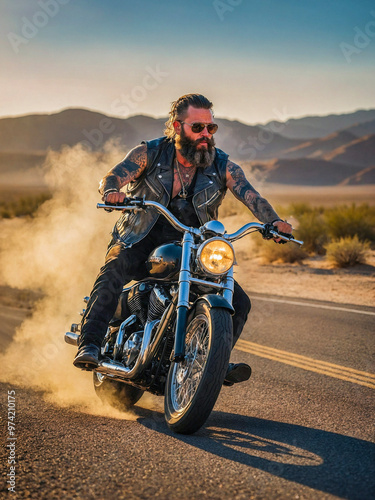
[144,177,162,197]
[197,190,222,209]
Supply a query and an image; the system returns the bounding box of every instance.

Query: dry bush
[286,203,327,254]
[287,202,324,218]
[324,204,375,244]
[255,238,307,264]
[293,211,329,254]
[0,193,51,219]
[325,235,370,268]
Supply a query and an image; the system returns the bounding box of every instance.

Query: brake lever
[261,223,275,240]
[262,223,303,245]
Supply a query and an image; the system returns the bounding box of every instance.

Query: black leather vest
[112,136,229,247]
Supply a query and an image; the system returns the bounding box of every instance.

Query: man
[74,94,292,385]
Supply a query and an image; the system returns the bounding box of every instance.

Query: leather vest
[112,136,229,247]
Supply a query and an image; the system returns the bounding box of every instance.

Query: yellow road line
[235,340,375,389]
[237,340,375,380]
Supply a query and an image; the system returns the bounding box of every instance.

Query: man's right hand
[104,192,127,204]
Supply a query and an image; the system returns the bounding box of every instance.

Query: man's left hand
[273,220,292,243]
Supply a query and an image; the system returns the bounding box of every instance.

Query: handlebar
[97,200,201,236]
[97,199,303,245]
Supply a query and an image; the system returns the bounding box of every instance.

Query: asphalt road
[1,294,374,499]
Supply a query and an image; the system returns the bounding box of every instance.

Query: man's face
[174,106,216,168]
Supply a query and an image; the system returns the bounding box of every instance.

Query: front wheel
[164,301,232,434]
[93,372,144,411]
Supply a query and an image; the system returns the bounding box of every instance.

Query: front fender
[193,294,235,315]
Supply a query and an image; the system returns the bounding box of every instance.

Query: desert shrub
[256,237,307,264]
[292,211,329,254]
[0,193,51,219]
[0,207,12,218]
[324,204,375,243]
[287,202,324,218]
[285,203,328,254]
[325,235,370,268]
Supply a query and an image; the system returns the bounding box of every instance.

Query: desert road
[1,294,374,499]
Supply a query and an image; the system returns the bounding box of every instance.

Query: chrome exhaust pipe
[96,318,161,380]
[65,298,177,381]
[95,360,133,378]
[95,299,177,381]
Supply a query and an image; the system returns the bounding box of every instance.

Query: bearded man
[74,93,292,385]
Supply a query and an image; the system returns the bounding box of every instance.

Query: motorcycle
[65,197,303,434]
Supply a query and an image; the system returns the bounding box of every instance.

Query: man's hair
[164,93,214,140]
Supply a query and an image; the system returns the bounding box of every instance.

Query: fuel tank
[146,242,182,280]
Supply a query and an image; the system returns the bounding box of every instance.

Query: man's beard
[175,128,216,168]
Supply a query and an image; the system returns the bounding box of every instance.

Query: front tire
[93,372,144,411]
[164,300,232,434]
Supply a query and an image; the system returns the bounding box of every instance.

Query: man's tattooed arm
[226,160,280,223]
[98,143,148,195]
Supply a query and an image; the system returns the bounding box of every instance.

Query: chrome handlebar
[97,200,303,246]
[97,201,201,236]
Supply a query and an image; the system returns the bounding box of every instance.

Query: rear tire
[164,301,232,434]
[93,372,144,411]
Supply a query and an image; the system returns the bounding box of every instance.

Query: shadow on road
[135,407,375,500]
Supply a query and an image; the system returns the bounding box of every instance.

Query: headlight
[197,238,234,275]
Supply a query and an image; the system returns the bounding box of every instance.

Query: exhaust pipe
[95,318,161,380]
[66,297,177,381]
[65,319,163,381]
[95,360,133,378]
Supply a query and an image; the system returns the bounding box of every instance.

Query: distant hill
[0,108,299,160]
[214,118,300,159]
[322,135,375,168]
[0,107,374,187]
[264,109,375,140]
[279,130,358,160]
[0,151,47,185]
[251,158,365,186]
[340,166,375,185]
[344,119,375,138]
[0,109,165,152]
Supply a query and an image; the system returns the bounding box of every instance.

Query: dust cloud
[0,141,149,419]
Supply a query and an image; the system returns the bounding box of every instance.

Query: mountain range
[0,108,374,186]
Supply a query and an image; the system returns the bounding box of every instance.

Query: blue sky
[1,0,374,123]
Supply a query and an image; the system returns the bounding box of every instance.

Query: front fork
[173,232,194,361]
[173,232,235,362]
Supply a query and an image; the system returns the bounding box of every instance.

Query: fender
[193,294,235,315]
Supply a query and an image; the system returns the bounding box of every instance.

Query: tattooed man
[74,94,292,384]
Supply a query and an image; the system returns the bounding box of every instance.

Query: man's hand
[273,220,292,243]
[103,192,127,204]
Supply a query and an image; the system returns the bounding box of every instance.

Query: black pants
[80,236,251,349]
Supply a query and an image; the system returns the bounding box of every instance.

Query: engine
[127,281,171,325]
[147,286,171,322]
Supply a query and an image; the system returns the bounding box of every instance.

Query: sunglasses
[179,121,218,134]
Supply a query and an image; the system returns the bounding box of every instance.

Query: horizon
[1,104,374,127]
[1,1,375,124]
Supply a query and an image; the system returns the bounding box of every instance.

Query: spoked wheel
[164,300,232,434]
[93,372,144,411]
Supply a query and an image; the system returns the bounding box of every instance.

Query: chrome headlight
[197,238,234,275]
